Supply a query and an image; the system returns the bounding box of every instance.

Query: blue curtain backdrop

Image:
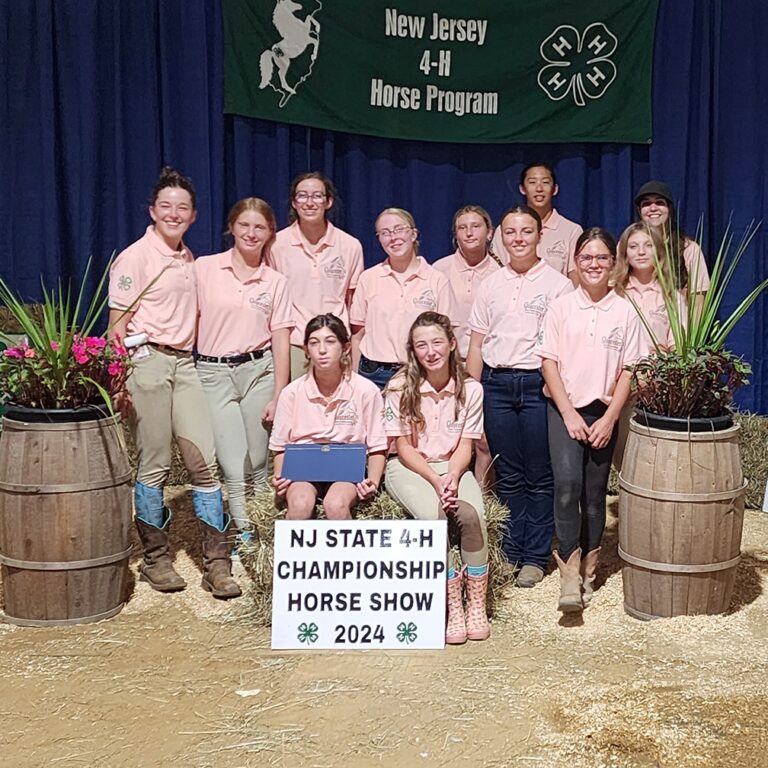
[1,1,766,410]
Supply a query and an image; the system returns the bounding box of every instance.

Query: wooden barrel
[0,410,132,626]
[618,416,746,620]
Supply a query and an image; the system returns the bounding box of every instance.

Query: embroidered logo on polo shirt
[413,289,437,310]
[323,256,346,279]
[117,275,133,291]
[249,292,273,315]
[446,408,466,433]
[384,405,395,422]
[602,326,625,351]
[545,240,567,270]
[334,400,359,426]
[524,294,548,318]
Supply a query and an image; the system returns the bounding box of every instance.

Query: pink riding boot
[465,568,491,641]
[445,568,467,645]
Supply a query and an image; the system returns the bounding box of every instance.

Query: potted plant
[618,219,767,619]
[0,260,134,627]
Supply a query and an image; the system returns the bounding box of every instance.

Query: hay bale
[239,489,513,627]
[735,411,768,510]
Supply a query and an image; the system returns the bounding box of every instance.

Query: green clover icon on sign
[396,621,418,644]
[297,622,319,645]
[538,23,617,107]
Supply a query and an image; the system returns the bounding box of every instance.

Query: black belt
[484,364,540,374]
[360,354,400,372]
[197,349,269,366]
[147,342,192,358]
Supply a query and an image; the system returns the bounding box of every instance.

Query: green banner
[223,0,658,144]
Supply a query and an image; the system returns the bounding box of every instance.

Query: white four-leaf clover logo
[538,23,617,107]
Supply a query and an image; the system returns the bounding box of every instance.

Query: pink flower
[85,336,107,353]
[71,340,87,358]
[3,347,23,358]
[112,342,128,357]
[74,352,89,365]
[50,341,60,351]
[24,348,36,359]
[107,361,123,376]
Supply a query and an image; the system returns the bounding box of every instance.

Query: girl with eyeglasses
[195,198,293,542]
[466,206,573,589]
[270,172,364,380]
[350,208,456,390]
[384,312,489,644]
[537,228,645,613]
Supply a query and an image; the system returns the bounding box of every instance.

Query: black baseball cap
[634,180,673,209]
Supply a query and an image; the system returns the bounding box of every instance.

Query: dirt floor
[1,495,766,768]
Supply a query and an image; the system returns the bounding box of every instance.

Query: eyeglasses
[376,225,412,240]
[294,192,327,203]
[577,254,614,265]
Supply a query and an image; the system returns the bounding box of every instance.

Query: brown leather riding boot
[581,547,601,606]
[200,520,242,599]
[553,548,583,613]
[135,517,187,592]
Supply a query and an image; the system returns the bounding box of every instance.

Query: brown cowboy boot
[135,515,187,592]
[553,548,582,613]
[200,519,242,599]
[581,547,601,607]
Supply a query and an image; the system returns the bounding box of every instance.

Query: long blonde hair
[386,312,466,433]
[614,222,688,295]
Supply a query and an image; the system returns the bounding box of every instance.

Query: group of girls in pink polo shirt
[109,163,704,633]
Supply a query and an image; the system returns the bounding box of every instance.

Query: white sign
[271,520,447,650]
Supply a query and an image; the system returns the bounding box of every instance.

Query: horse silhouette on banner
[259,0,322,108]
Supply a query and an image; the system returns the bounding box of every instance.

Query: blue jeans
[358,355,400,390]
[481,366,554,569]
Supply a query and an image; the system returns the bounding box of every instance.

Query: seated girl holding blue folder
[270,314,387,519]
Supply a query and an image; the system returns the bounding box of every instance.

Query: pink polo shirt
[194,250,294,357]
[623,277,686,350]
[537,287,646,408]
[384,377,484,462]
[270,222,364,346]
[349,257,456,364]
[491,208,583,275]
[108,225,197,351]
[684,239,710,292]
[469,259,573,369]
[432,251,499,358]
[269,371,387,453]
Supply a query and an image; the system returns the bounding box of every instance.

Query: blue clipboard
[281,443,367,483]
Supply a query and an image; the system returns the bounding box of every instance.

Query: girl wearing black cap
[633,181,709,296]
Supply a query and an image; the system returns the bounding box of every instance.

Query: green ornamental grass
[630,218,767,418]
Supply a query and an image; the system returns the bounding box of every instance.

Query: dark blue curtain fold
[1,0,766,410]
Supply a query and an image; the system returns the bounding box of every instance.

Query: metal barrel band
[618,478,748,503]
[0,603,125,627]
[0,473,132,494]
[618,546,740,574]
[0,546,133,571]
